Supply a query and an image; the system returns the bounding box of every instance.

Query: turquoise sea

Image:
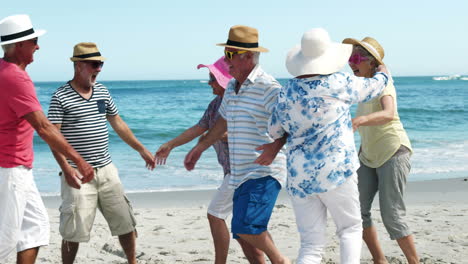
[32,77,468,195]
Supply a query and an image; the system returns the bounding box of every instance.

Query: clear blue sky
[2,0,467,81]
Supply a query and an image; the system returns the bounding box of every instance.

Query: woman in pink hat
[155,57,262,263]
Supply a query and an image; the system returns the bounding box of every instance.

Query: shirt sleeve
[348,72,388,104]
[197,99,215,129]
[106,89,119,115]
[268,105,286,140]
[264,80,282,114]
[8,77,42,118]
[47,93,64,123]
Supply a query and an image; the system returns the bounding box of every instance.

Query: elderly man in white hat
[47,42,155,264]
[184,25,290,264]
[263,28,389,263]
[0,14,94,263]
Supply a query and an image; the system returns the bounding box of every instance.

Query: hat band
[1,28,35,42]
[73,52,102,59]
[226,39,258,48]
[361,42,381,59]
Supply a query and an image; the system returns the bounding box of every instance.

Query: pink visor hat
[197,56,232,89]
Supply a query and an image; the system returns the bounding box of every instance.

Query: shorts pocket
[244,193,270,226]
[59,204,77,239]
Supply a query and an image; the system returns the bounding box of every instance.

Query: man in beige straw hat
[47,42,155,264]
[0,15,94,263]
[184,25,290,264]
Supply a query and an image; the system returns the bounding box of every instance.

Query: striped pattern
[219,65,287,188]
[48,82,118,168]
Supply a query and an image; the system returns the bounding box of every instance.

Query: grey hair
[1,43,15,53]
[240,51,260,65]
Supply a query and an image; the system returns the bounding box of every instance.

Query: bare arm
[184,118,227,171]
[352,95,395,132]
[23,111,94,185]
[107,114,155,170]
[155,124,207,165]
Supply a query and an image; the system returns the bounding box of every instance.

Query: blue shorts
[231,176,281,239]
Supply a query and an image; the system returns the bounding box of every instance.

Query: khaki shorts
[59,163,136,242]
[207,174,234,220]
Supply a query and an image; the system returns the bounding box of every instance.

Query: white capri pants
[291,174,362,264]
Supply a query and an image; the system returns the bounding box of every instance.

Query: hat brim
[342,38,384,65]
[286,43,352,77]
[70,56,107,62]
[0,29,46,45]
[197,63,231,89]
[216,43,269,52]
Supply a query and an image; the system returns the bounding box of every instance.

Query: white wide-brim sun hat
[0,14,46,45]
[286,28,352,77]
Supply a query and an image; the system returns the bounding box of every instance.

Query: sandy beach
[4,177,467,263]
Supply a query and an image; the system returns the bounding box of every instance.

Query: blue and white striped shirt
[219,65,287,189]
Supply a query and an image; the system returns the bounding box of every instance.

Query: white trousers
[291,174,362,264]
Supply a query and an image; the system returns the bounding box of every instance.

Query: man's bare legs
[396,235,419,264]
[61,240,79,264]
[118,231,137,264]
[17,247,39,264]
[363,226,388,264]
[238,232,290,264]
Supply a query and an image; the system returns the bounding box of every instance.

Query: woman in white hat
[343,37,419,264]
[267,28,388,263]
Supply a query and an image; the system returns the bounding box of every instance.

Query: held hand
[63,167,83,189]
[351,116,368,132]
[140,148,156,170]
[184,146,203,171]
[76,160,94,184]
[155,143,173,165]
[254,142,280,166]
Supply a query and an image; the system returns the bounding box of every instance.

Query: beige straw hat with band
[217,25,268,52]
[342,37,385,65]
[70,42,106,62]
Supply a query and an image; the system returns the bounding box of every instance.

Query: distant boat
[432,74,461,81]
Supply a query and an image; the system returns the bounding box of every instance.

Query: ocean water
[32,77,468,195]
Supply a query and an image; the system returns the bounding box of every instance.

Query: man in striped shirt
[48,42,155,264]
[184,25,289,264]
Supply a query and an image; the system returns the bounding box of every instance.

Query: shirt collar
[245,64,262,84]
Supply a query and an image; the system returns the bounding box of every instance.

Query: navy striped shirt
[48,82,118,168]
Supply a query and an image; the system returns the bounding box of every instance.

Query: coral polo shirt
[0,59,42,168]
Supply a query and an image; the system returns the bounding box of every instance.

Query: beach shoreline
[6,177,468,263]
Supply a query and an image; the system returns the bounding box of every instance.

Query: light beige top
[356,82,412,168]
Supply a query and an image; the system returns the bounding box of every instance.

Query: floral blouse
[269,72,388,198]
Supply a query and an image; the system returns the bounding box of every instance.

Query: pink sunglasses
[348,53,369,65]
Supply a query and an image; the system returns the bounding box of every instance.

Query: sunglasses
[348,53,369,65]
[29,38,38,45]
[82,61,104,69]
[224,50,248,60]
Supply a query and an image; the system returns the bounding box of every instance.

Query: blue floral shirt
[269,72,388,198]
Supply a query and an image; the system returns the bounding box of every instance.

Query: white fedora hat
[286,28,352,76]
[0,14,46,45]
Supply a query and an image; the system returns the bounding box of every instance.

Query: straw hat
[70,42,106,62]
[342,37,385,65]
[197,56,232,89]
[0,14,46,45]
[217,25,268,52]
[285,28,352,77]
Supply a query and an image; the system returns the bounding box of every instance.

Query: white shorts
[207,174,234,220]
[0,166,50,260]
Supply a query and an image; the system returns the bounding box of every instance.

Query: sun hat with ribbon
[70,42,106,62]
[217,25,268,52]
[197,56,232,89]
[0,14,46,45]
[286,28,352,77]
[342,37,385,65]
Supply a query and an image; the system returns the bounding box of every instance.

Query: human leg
[358,163,386,263]
[378,152,418,263]
[118,231,137,264]
[290,194,327,264]
[61,240,79,264]
[207,214,231,264]
[17,247,39,264]
[236,237,265,264]
[237,232,289,264]
[322,175,362,264]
